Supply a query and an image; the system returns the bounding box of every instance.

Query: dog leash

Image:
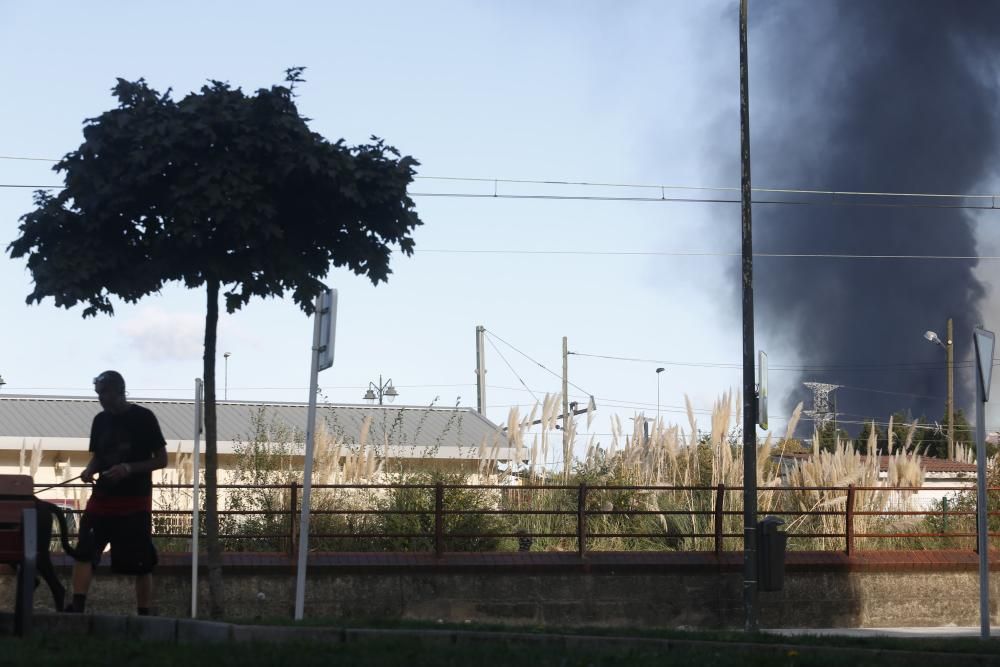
[34,474,87,494]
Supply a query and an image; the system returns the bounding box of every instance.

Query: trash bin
[757,515,787,592]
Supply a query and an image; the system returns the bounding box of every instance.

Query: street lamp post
[363,375,399,405]
[223,352,231,401]
[924,318,954,459]
[656,367,665,424]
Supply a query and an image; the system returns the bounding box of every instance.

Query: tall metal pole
[191,378,203,619]
[656,367,666,430]
[562,336,570,480]
[947,318,954,460]
[975,348,989,639]
[294,293,324,620]
[223,353,230,401]
[738,0,759,633]
[476,325,487,414]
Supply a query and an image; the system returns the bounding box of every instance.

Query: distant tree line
[813,407,981,458]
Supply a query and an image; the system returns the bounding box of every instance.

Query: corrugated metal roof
[0,394,508,451]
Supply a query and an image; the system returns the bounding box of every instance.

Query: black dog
[26,500,85,612]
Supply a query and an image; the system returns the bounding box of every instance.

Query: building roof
[772,451,977,474]
[0,394,509,455]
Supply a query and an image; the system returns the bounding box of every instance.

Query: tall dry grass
[496,392,928,552]
[145,395,938,554]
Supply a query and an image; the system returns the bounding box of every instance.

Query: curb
[1,612,997,666]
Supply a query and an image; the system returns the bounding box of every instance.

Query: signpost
[294,287,338,620]
[757,351,768,431]
[973,327,994,639]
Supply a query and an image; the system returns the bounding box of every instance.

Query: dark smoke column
[747,1,1000,434]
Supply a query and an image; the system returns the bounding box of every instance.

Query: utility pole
[947,318,954,460]
[738,0,759,633]
[562,336,570,479]
[475,325,487,414]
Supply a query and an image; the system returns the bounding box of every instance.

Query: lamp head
[924,331,944,348]
[655,367,665,374]
[363,388,376,403]
[385,383,399,403]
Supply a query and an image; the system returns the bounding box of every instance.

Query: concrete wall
[6,561,998,629]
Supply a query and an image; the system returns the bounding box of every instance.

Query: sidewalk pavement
[767,626,1000,639]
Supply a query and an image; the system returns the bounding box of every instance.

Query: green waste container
[757,516,787,592]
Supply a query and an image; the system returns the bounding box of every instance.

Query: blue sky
[9,1,987,457]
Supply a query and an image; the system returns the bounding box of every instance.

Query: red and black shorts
[76,511,158,576]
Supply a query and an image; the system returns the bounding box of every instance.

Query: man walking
[66,370,168,614]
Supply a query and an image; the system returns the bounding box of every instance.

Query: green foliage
[218,409,504,553]
[8,69,422,316]
[914,454,1000,549]
[222,409,303,552]
[854,408,975,458]
[919,408,975,459]
[815,422,851,453]
[371,473,503,553]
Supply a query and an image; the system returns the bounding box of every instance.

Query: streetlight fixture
[223,352,232,401]
[0,375,5,392]
[924,319,954,460]
[364,375,398,405]
[655,367,666,423]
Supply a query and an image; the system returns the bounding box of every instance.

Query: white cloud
[119,307,205,362]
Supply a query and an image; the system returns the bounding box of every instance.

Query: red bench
[0,475,39,636]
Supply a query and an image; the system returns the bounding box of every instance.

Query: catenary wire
[1,156,997,201]
[567,350,993,372]
[483,329,595,398]
[3,181,999,212]
[420,249,1000,261]
[485,336,541,404]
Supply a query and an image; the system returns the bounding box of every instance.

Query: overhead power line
[410,191,1000,211]
[0,155,57,162]
[2,156,997,202]
[568,350,990,372]
[3,185,998,212]
[421,249,1000,261]
[483,328,595,399]
[416,175,1000,202]
[485,336,541,404]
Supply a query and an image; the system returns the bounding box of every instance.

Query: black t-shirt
[89,403,166,497]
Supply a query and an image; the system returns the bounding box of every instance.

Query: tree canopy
[9,68,420,316]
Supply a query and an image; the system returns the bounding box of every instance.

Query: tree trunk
[203,277,225,617]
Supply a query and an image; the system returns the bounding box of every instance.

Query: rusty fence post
[845,483,856,556]
[577,482,588,559]
[288,483,298,558]
[434,482,444,558]
[714,483,725,556]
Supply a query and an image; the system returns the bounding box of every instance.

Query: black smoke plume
[744,1,1000,436]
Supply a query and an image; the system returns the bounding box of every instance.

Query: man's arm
[80,455,101,484]
[102,447,167,481]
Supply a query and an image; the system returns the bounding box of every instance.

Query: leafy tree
[815,421,850,453]
[856,419,885,454]
[920,408,974,459]
[855,413,921,455]
[7,68,421,617]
